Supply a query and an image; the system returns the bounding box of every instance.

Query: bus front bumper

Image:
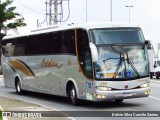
[85,87,150,102]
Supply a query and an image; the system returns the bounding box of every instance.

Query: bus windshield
[94,45,149,80]
[90,28,145,44]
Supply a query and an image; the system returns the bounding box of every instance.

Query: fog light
[96,95,102,99]
[101,95,106,99]
[96,94,106,99]
[144,91,150,95]
[140,83,149,88]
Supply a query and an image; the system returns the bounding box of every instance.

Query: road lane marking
[149,96,160,101]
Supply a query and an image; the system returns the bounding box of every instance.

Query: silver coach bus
[1,23,150,105]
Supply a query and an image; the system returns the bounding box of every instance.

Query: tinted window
[90,28,145,44]
[2,29,76,56]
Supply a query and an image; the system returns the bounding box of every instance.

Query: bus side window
[14,45,25,56]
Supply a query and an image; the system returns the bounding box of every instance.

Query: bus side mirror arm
[89,42,98,62]
[145,40,152,49]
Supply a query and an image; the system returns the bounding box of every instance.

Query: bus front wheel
[150,72,153,79]
[67,84,79,106]
[15,78,24,95]
[115,99,123,103]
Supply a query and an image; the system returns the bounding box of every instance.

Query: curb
[0,75,3,81]
[0,105,4,111]
[0,96,74,120]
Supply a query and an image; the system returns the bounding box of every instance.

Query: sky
[2,0,160,44]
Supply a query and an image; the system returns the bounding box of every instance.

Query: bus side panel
[2,54,90,99]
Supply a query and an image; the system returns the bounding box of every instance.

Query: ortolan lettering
[41,59,58,68]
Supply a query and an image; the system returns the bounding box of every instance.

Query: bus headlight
[96,86,111,91]
[140,83,149,88]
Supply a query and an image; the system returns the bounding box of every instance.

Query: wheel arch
[66,78,79,99]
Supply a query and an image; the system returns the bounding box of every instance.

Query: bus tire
[115,99,123,103]
[15,78,24,95]
[156,75,159,79]
[67,84,79,106]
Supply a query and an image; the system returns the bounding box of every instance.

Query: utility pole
[54,0,58,25]
[46,0,69,25]
[49,0,53,25]
[46,0,58,25]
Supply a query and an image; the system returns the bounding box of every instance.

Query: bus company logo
[41,59,63,69]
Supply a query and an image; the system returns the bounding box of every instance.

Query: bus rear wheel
[67,84,79,106]
[15,78,24,95]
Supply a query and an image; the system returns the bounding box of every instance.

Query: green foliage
[0,0,26,39]
[0,111,2,120]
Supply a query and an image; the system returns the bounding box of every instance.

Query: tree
[0,0,26,72]
[0,0,26,39]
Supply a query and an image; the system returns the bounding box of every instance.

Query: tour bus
[1,22,150,105]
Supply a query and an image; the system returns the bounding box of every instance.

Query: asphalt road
[0,77,160,120]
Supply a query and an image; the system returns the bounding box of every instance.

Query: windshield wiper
[125,51,140,77]
[103,45,140,78]
[113,52,123,78]
[113,52,129,78]
[113,51,140,78]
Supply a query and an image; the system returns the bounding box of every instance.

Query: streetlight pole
[126,5,134,23]
[86,0,88,22]
[110,0,112,22]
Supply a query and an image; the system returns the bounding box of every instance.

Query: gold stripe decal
[8,60,35,77]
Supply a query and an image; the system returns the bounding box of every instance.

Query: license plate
[123,93,132,97]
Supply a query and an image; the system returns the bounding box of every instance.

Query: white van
[148,49,160,79]
[153,59,160,79]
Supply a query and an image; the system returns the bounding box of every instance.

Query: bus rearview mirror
[145,40,150,45]
[89,43,98,62]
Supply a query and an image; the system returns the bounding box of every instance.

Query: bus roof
[2,22,139,40]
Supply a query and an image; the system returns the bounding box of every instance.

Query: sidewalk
[0,96,73,120]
